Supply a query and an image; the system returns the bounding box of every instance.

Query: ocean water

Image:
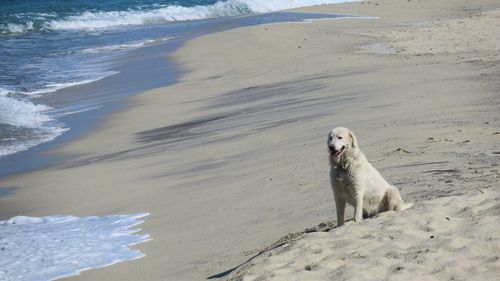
[0,0,353,161]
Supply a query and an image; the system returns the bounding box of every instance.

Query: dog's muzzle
[329,145,345,158]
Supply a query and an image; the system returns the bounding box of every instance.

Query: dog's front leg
[334,195,346,226]
[354,191,364,222]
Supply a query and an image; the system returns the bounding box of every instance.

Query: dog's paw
[401,203,414,210]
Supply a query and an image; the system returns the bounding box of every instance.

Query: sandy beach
[1,0,499,280]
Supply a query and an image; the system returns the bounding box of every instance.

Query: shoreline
[0,11,345,178]
[0,11,348,177]
[1,0,500,280]
[0,34,182,177]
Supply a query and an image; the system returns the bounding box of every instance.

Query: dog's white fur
[328,127,406,226]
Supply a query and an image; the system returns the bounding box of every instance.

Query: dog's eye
[338,136,343,140]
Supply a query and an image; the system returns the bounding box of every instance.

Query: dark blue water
[0,0,350,174]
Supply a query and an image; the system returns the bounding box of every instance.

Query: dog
[327,127,408,226]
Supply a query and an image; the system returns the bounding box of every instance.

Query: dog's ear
[348,131,358,148]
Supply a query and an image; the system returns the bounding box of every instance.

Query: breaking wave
[0,0,354,34]
[0,89,68,157]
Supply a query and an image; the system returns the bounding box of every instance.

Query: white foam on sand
[0,213,150,281]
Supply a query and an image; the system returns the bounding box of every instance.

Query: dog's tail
[401,202,414,210]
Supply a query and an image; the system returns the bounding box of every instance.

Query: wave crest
[0,90,68,157]
[0,21,35,34]
[0,92,52,128]
[48,2,252,30]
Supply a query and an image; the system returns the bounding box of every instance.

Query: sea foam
[80,37,173,54]
[48,0,356,31]
[0,90,68,157]
[0,213,150,281]
[0,94,53,128]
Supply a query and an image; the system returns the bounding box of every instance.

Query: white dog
[328,127,408,226]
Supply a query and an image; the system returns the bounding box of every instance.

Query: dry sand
[228,190,500,281]
[1,0,499,280]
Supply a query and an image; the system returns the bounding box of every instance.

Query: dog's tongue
[333,147,344,158]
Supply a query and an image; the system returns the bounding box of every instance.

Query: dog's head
[327,127,358,164]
